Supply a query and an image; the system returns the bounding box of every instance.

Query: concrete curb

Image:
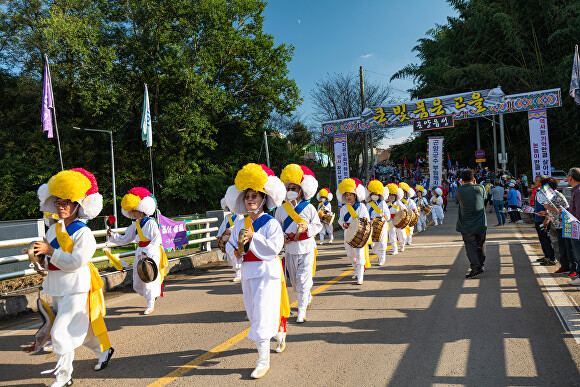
[0,250,220,319]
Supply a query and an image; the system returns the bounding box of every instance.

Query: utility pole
[499,112,507,171]
[476,119,481,168]
[360,66,368,183]
[492,117,498,172]
[263,131,270,168]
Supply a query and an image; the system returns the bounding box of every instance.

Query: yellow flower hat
[280,164,318,200]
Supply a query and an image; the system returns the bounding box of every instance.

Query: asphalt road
[2,202,580,386]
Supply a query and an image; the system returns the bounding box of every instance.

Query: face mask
[371,195,379,201]
[249,197,266,214]
[286,191,300,201]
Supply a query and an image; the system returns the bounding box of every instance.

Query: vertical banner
[528,109,552,179]
[428,136,444,188]
[562,209,580,239]
[333,134,350,186]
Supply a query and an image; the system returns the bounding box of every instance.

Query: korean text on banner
[334,134,350,186]
[42,60,54,138]
[562,209,580,239]
[528,109,551,179]
[158,212,188,251]
[428,137,444,188]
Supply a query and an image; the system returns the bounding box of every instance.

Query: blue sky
[262,0,458,148]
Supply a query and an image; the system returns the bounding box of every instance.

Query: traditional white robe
[415,196,429,232]
[109,217,162,301]
[390,200,408,250]
[317,201,334,242]
[226,213,284,342]
[217,213,243,272]
[366,199,390,264]
[338,203,370,266]
[430,195,444,224]
[275,201,322,314]
[401,197,417,243]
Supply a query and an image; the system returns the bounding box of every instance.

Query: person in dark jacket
[455,169,488,279]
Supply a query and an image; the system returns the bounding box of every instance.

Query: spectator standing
[455,169,487,278]
[566,168,580,283]
[532,175,555,263]
[491,181,506,226]
[507,183,522,223]
[442,182,449,212]
[520,173,528,198]
[538,177,572,269]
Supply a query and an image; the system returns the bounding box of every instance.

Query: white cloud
[360,53,374,59]
[378,126,414,148]
[297,18,301,24]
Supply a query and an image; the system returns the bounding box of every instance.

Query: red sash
[48,261,60,271]
[285,232,311,242]
[243,250,263,262]
[139,241,150,247]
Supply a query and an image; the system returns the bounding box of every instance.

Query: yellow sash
[401,198,408,205]
[228,215,234,228]
[345,205,371,268]
[136,219,169,285]
[369,202,383,215]
[244,215,254,231]
[282,202,318,276]
[390,202,400,211]
[280,258,290,320]
[55,223,111,352]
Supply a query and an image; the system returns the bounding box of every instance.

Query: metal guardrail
[0,217,219,281]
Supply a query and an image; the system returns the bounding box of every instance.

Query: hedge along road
[2,202,580,386]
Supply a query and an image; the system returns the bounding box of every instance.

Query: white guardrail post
[0,216,219,282]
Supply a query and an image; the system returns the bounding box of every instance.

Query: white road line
[514,229,580,343]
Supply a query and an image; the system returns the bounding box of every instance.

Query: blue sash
[368,201,382,216]
[343,202,360,222]
[283,201,309,232]
[253,213,273,232]
[49,220,89,249]
[139,216,152,229]
[231,214,237,222]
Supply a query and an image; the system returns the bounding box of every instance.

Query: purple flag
[42,60,54,138]
[158,212,188,251]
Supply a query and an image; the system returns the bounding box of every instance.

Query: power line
[364,69,413,95]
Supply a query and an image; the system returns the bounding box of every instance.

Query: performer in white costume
[430,187,445,225]
[275,164,322,323]
[399,182,418,245]
[225,163,288,379]
[216,197,243,282]
[365,179,390,266]
[386,183,408,253]
[415,185,429,232]
[337,178,370,285]
[34,168,114,387]
[316,188,334,245]
[385,184,400,255]
[108,187,168,315]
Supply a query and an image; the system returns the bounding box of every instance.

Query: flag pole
[149,146,155,198]
[46,55,64,170]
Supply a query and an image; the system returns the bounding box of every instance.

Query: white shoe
[378,260,385,266]
[144,306,155,315]
[352,274,357,279]
[329,239,333,244]
[251,364,270,379]
[232,271,242,282]
[391,250,398,255]
[43,344,53,352]
[296,312,306,323]
[568,278,580,285]
[95,347,114,371]
[400,246,405,252]
[319,241,324,245]
[275,331,286,353]
[357,278,363,285]
[50,378,73,387]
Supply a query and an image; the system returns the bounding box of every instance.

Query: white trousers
[395,228,407,250]
[50,293,105,382]
[132,251,162,301]
[387,220,398,253]
[416,213,427,232]
[407,226,414,243]
[227,253,242,276]
[371,227,389,264]
[285,251,314,314]
[344,241,366,266]
[319,224,334,243]
[431,205,444,224]
[242,276,281,342]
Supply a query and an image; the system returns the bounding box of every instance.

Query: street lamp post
[73,127,117,228]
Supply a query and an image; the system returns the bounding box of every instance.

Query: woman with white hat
[108,187,168,315]
[34,168,114,387]
[415,185,429,232]
[316,188,334,245]
[365,179,390,266]
[399,182,418,245]
[430,187,445,225]
[224,163,289,379]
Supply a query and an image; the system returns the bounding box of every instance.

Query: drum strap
[401,198,409,205]
[346,204,359,220]
[282,201,308,232]
[136,219,169,295]
[389,203,400,211]
[369,201,383,215]
[54,221,111,353]
[228,214,236,227]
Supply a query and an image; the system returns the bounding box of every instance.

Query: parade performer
[224,163,288,379]
[393,185,409,252]
[430,187,445,225]
[275,164,322,323]
[399,182,418,245]
[385,184,401,255]
[317,188,334,245]
[415,185,429,232]
[217,196,243,282]
[34,168,114,387]
[337,178,370,284]
[365,179,390,266]
[108,187,168,315]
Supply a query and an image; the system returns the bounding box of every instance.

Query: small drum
[371,217,387,242]
[392,210,411,229]
[408,210,419,227]
[420,205,433,215]
[237,229,250,255]
[22,242,45,273]
[344,218,372,248]
[294,223,307,242]
[317,209,325,220]
[322,213,335,225]
[137,256,158,283]
[217,229,231,253]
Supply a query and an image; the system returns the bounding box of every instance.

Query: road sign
[475,149,485,159]
[476,158,486,163]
